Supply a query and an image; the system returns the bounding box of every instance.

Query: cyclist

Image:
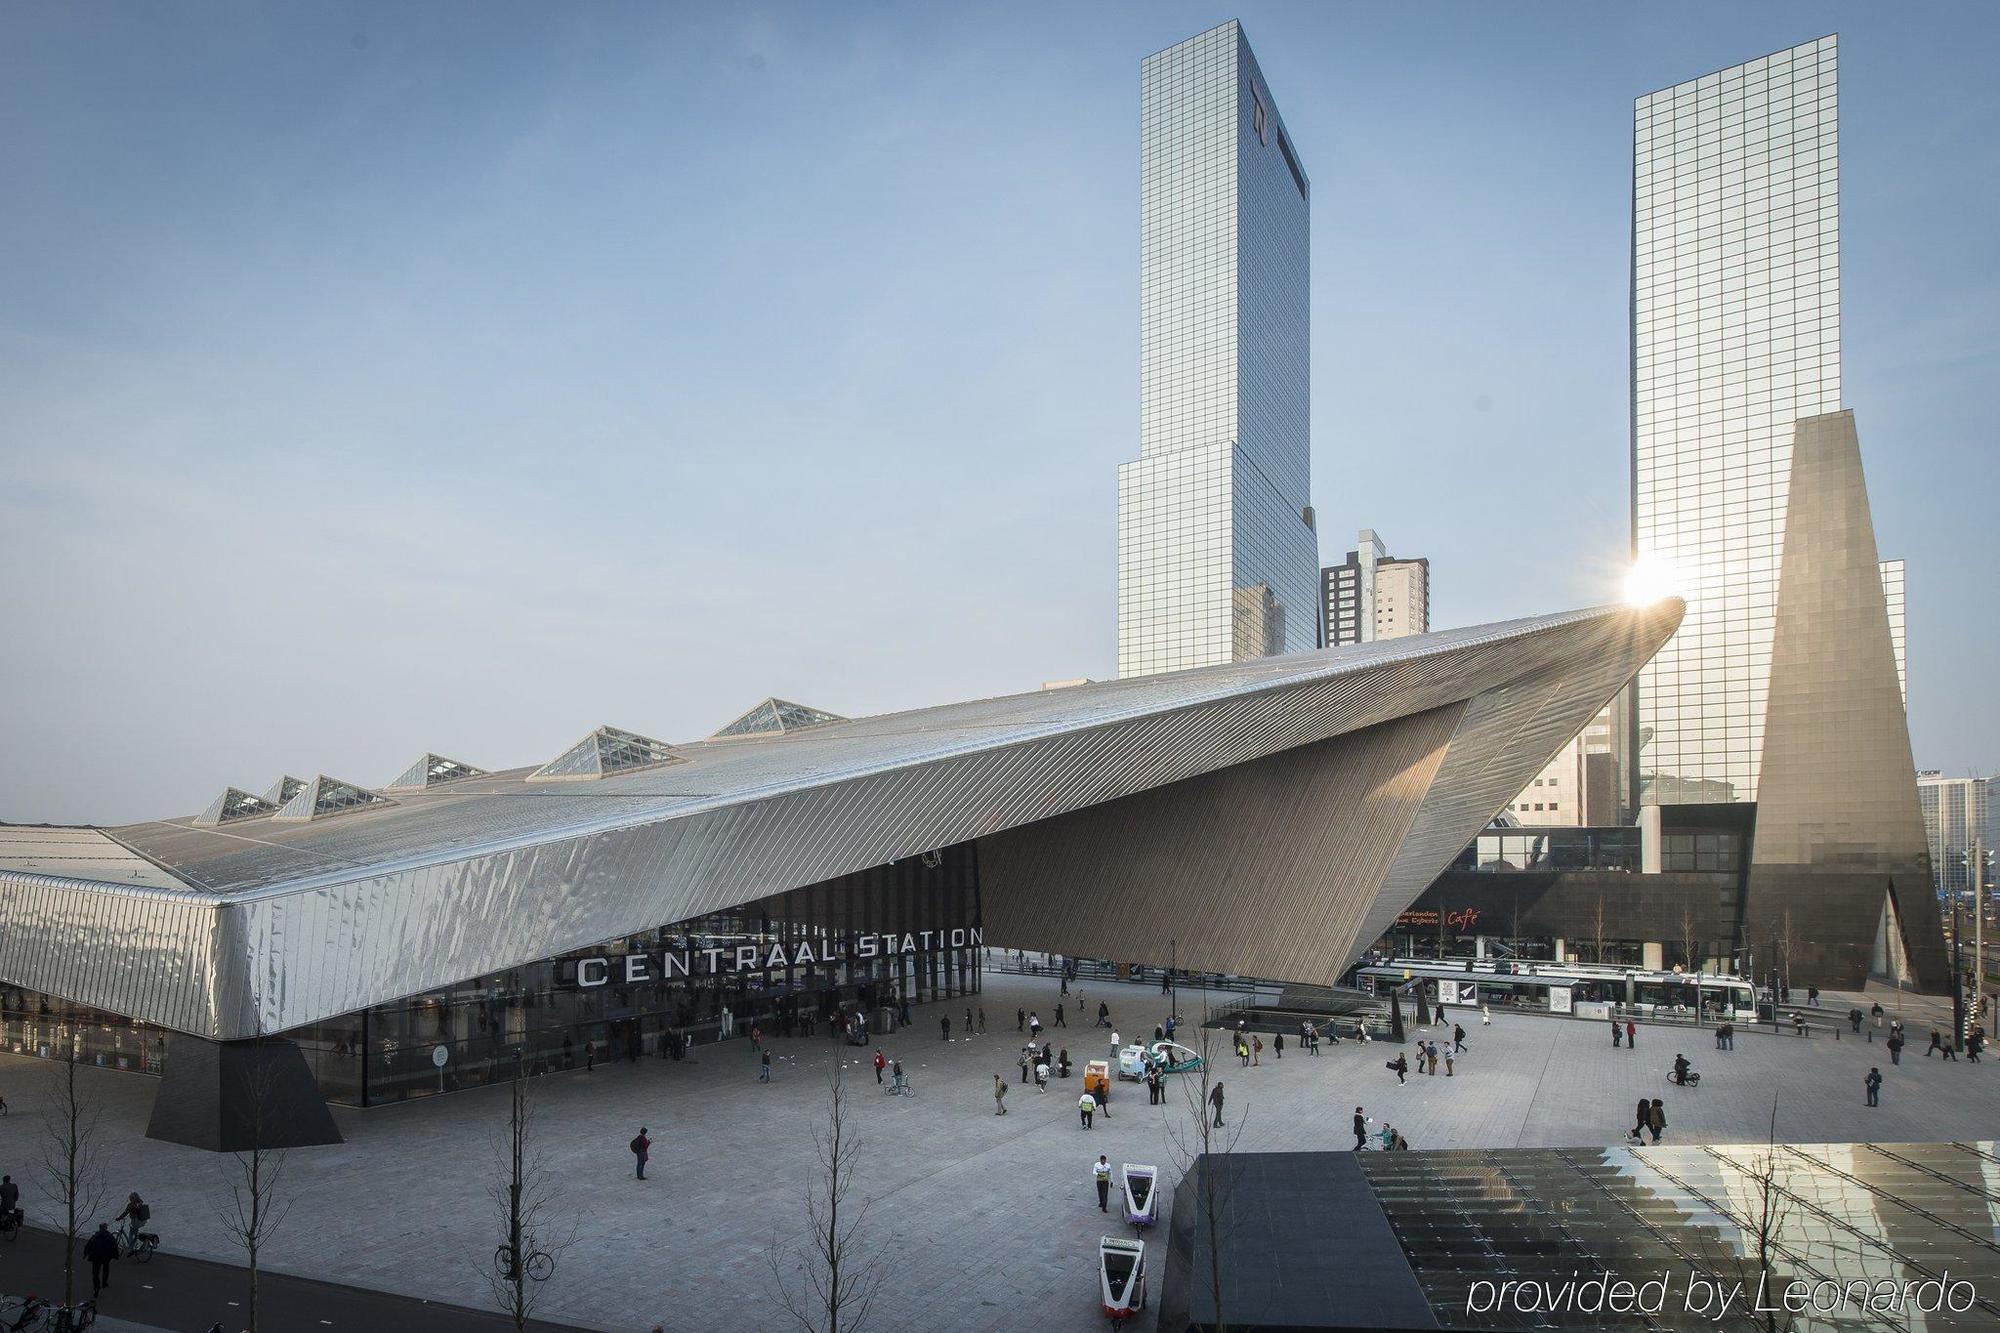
[0,1174,19,1225]
[114,1192,149,1250]
[890,1058,907,1095]
[1672,1053,1692,1086]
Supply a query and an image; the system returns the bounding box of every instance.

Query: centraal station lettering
[570,926,986,989]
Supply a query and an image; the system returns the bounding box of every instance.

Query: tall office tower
[1321,530,1429,646]
[1631,36,1842,806]
[1879,558,1906,704]
[1917,772,1992,895]
[1117,20,1317,678]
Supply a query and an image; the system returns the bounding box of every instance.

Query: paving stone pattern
[0,973,1989,1332]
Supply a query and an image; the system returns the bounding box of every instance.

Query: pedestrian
[1020,1049,1032,1083]
[1626,1020,1637,1049]
[978,1007,988,1033]
[1888,1031,1904,1065]
[1079,1090,1096,1128]
[1018,1008,1026,1032]
[1209,1081,1225,1128]
[1444,1045,1455,1077]
[1715,1022,1726,1050]
[1036,1059,1050,1091]
[631,1126,651,1180]
[1970,1028,1986,1063]
[721,1004,734,1038]
[1647,1098,1665,1144]
[994,1074,1009,1116]
[873,1049,886,1084]
[1030,1012,1042,1040]
[1097,1001,1111,1028]
[585,1038,595,1071]
[1425,1042,1438,1076]
[1871,1002,1884,1031]
[1941,1036,1959,1062]
[1236,1037,1249,1067]
[1480,1003,1492,1026]
[1453,1023,1467,1051]
[1274,1032,1284,1060]
[1865,1066,1882,1106]
[1252,1035,1263,1066]
[1633,1098,1649,1140]
[750,1022,762,1051]
[759,1048,772,1082]
[1053,1005,1066,1028]
[1388,1053,1408,1084]
[1808,985,1819,1007]
[1612,1017,1623,1047]
[1927,1028,1943,1057]
[1353,1106,1368,1151]
[1094,1155,1112,1211]
[85,1222,118,1296]
[1850,1007,1864,1034]
[965,1007,972,1035]
[941,1015,951,1041]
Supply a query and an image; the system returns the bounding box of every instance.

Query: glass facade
[1118,20,1317,678]
[1632,35,1841,804]
[1,847,982,1107]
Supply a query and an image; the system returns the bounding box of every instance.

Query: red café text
[1394,907,1482,930]
[571,926,985,989]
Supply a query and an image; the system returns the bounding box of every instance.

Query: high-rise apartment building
[1322,530,1429,646]
[1880,558,1907,704]
[1117,20,1318,678]
[1631,36,1843,806]
[1506,704,1620,828]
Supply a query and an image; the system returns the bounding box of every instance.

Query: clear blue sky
[3,2,1995,824]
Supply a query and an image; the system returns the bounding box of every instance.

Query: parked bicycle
[0,1208,22,1243]
[492,1242,554,1284]
[2,1295,96,1332]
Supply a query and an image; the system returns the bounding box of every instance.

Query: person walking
[1094,1156,1112,1212]
[1612,1017,1623,1047]
[1274,1032,1284,1060]
[1888,1031,1905,1065]
[85,1222,119,1297]
[1927,1028,1944,1057]
[1389,1053,1408,1084]
[1849,1007,1864,1034]
[759,1049,772,1082]
[1941,1035,1959,1062]
[1453,1022,1467,1051]
[1097,1001,1111,1028]
[1030,1012,1042,1041]
[1079,1090,1096,1128]
[1646,1098,1666,1144]
[631,1126,652,1180]
[1053,1004,1066,1028]
[1353,1107,1368,1151]
[873,1049,886,1084]
[1109,1029,1121,1062]
[1865,1066,1882,1106]
[1626,1020,1638,1049]
[1632,1098,1650,1141]
[1871,1002,1884,1032]
[964,1007,973,1036]
[941,1015,951,1041]
[994,1074,1009,1116]
[1020,1049,1032,1084]
[1035,1059,1050,1092]
[1017,1008,1026,1032]
[1252,1035,1263,1066]
[978,1007,988,1033]
[1807,985,1819,1007]
[1480,1003,1492,1026]
[1209,1081,1225,1128]
[1444,1045,1455,1077]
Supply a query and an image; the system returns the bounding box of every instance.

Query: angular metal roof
[0,601,1682,1040]
[711,698,847,739]
[270,775,396,823]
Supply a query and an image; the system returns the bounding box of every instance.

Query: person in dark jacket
[631,1126,651,1179]
[0,1175,17,1222]
[1865,1067,1882,1106]
[1388,1054,1408,1084]
[1646,1098,1666,1143]
[1633,1098,1650,1139]
[1208,1082,1225,1128]
[1353,1107,1368,1150]
[84,1223,119,1296]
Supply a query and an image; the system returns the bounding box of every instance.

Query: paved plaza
[0,973,1992,1332]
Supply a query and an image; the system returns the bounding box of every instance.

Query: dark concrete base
[145,1036,343,1152]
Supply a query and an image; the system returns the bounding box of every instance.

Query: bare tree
[1679,902,1700,975]
[1726,1099,1797,1333]
[36,1038,108,1314]
[1592,894,1608,966]
[1161,1005,1246,1333]
[1436,904,1449,960]
[216,1046,297,1332]
[767,1065,883,1333]
[485,1056,576,1330]
[1777,909,1803,1001]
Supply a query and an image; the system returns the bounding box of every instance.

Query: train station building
[0,601,1681,1147]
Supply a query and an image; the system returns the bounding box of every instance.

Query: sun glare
[1622,555,1681,607]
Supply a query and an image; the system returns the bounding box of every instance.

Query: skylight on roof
[385,753,487,792]
[261,775,307,807]
[193,787,282,827]
[272,775,397,822]
[529,726,685,781]
[711,698,846,739]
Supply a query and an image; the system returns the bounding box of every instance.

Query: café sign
[571,926,985,989]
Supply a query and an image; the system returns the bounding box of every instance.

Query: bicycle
[0,1208,22,1242]
[885,1076,915,1098]
[1667,1069,1701,1088]
[115,1229,158,1263]
[492,1242,555,1285]
[2,1297,95,1332]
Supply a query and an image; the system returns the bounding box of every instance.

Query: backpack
[630,1136,646,1155]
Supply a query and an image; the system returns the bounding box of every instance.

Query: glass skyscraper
[1118,20,1317,678]
[1631,35,1841,804]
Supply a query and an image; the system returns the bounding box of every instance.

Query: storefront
[3,846,983,1107]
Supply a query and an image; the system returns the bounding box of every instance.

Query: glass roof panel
[385,753,487,791]
[272,775,397,822]
[193,787,281,827]
[529,726,684,781]
[711,697,846,739]
[260,775,307,807]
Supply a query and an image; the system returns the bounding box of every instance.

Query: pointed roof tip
[528,725,684,782]
[261,775,308,807]
[193,787,283,827]
[711,698,847,740]
[384,753,487,792]
[271,775,397,822]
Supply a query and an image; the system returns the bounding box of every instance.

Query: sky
[2,2,1995,825]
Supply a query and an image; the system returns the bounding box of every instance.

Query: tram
[1354,957,1757,1020]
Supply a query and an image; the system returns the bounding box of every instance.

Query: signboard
[1392,907,1484,931]
[1447,980,1478,1005]
[1548,986,1575,1015]
[431,1045,449,1069]
[567,926,985,990]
